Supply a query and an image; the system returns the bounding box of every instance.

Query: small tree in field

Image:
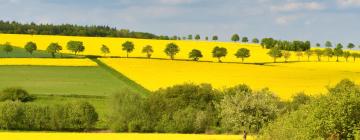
[351,53,359,62]
[188,49,203,61]
[325,41,332,48]
[142,45,154,58]
[267,47,282,62]
[231,34,240,42]
[242,37,249,43]
[212,36,218,41]
[212,46,227,62]
[323,48,334,61]
[314,49,323,62]
[252,38,259,43]
[343,51,351,62]
[47,43,62,58]
[235,48,250,63]
[24,41,37,55]
[164,43,180,60]
[101,45,110,56]
[334,44,344,62]
[305,50,313,61]
[296,51,303,61]
[67,41,85,55]
[122,41,134,58]
[347,43,355,50]
[283,51,291,62]
[3,42,13,54]
[195,34,201,40]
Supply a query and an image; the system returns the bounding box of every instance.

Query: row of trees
[320,41,360,50]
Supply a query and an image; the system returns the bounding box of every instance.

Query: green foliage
[24,42,37,54]
[231,34,240,42]
[234,48,250,62]
[323,48,334,61]
[195,34,201,40]
[325,41,332,48]
[351,52,359,62]
[212,35,218,41]
[304,50,313,61]
[188,35,193,40]
[343,51,351,62]
[334,45,344,62]
[142,45,154,58]
[0,87,35,102]
[242,37,248,43]
[67,41,85,55]
[212,46,227,62]
[100,45,110,56]
[46,43,62,58]
[188,49,203,61]
[260,79,360,139]
[164,43,180,60]
[314,49,323,61]
[347,43,355,49]
[122,41,135,57]
[0,101,98,131]
[267,47,282,62]
[2,42,13,54]
[252,38,259,43]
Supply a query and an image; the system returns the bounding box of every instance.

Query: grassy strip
[91,58,150,96]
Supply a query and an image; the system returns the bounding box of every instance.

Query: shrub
[0,87,35,102]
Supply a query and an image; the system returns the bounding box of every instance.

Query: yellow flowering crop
[0,132,253,140]
[0,58,97,66]
[100,58,360,100]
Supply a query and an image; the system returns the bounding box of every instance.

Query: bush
[0,101,98,131]
[0,87,35,102]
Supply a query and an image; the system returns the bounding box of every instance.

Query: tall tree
[334,44,344,62]
[231,34,240,42]
[212,35,218,41]
[235,48,250,63]
[2,42,13,54]
[164,43,180,60]
[47,43,62,58]
[142,45,154,58]
[242,37,249,43]
[24,41,37,55]
[267,47,282,62]
[252,38,259,43]
[188,49,203,61]
[122,41,135,58]
[212,46,227,62]
[305,50,313,61]
[351,52,359,62]
[195,34,201,40]
[323,48,334,61]
[343,51,351,62]
[314,49,323,62]
[347,43,355,50]
[325,41,332,48]
[101,45,110,56]
[67,41,85,55]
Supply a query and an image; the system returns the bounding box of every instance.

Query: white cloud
[271,2,325,12]
[275,15,300,25]
[337,0,360,6]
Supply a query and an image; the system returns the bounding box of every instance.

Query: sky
[0,0,359,45]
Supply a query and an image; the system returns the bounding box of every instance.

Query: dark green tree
[142,45,154,58]
[67,41,85,55]
[267,47,282,62]
[334,44,344,62]
[212,35,218,41]
[314,49,323,62]
[212,46,227,62]
[323,48,334,61]
[101,45,110,56]
[122,41,135,58]
[195,34,200,40]
[347,43,355,50]
[164,43,180,60]
[188,49,203,61]
[325,41,332,48]
[46,43,62,58]
[2,42,13,54]
[242,37,249,43]
[24,41,37,55]
[231,34,240,42]
[252,38,259,43]
[235,48,250,62]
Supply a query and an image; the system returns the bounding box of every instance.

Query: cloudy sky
[0,0,359,45]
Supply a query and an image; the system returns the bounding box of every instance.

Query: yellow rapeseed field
[100,58,360,99]
[0,132,253,140]
[1,33,356,63]
[0,58,97,66]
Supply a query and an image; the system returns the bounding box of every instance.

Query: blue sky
[0,0,359,45]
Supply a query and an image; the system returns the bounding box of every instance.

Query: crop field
[1,34,356,63]
[0,132,254,140]
[100,58,360,99]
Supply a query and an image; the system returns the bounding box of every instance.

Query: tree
[205,36,209,40]
[188,35,193,40]
[24,42,37,55]
[314,49,323,62]
[347,43,355,50]
[267,47,282,62]
[235,48,250,63]
[47,43,62,58]
[212,46,227,62]
[2,42,13,54]
[122,41,135,58]
[195,34,200,40]
[334,44,344,62]
[261,38,277,49]
[305,50,313,61]
[188,49,203,61]
[242,37,249,43]
[343,51,351,62]
[231,34,240,42]
[67,41,84,55]
[142,45,154,58]
[164,43,180,60]
[351,52,359,62]
[0,87,35,102]
[325,41,332,48]
[316,43,321,47]
[252,38,259,43]
[101,45,110,56]
[296,51,303,61]
[283,51,291,62]
[323,48,334,61]
[212,36,218,41]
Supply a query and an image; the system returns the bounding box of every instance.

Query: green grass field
[0,46,78,58]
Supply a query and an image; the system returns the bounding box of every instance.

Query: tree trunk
[242,58,244,63]
[308,56,310,62]
[336,56,339,62]
[218,57,222,63]
[127,52,129,58]
[274,57,276,63]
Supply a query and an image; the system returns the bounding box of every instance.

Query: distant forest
[0,20,172,39]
